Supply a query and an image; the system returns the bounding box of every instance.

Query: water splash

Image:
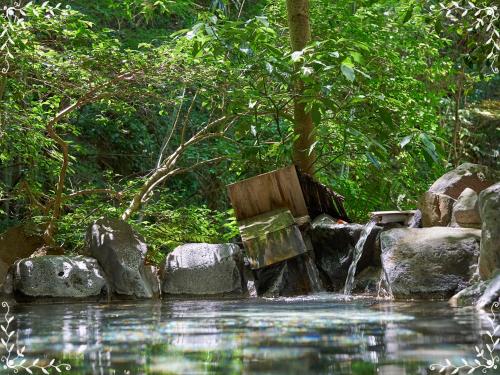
[343,219,377,295]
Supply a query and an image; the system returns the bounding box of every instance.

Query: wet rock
[478,183,500,280]
[381,227,481,299]
[450,188,481,228]
[86,217,154,298]
[476,273,500,309]
[310,215,382,291]
[242,265,258,298]
[143,265,161,298]
[254,253,323,297]
[449,280,489,307]
[408,209,422,228]
[450,271,500,309]
[352,266,382,294]
[420,163,498,227]
[4,256,106,299]
[161,243,244,296]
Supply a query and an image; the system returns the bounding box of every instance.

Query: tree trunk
[451,68,464,166]
[286,0,315,174]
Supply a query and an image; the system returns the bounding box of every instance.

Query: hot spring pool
[4,293,498,374]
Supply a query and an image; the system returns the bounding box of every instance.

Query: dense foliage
[0,0,498,263]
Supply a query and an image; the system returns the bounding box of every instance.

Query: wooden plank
[239,208,295,242]
[370,210,416,225]
[227,165,308,221]
[296,169,350,221]
[242,222,308,269]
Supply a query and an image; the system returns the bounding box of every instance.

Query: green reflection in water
[7,294,493,374]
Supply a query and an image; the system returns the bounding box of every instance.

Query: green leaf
[379,108,393,126]
[350,51,363,64]
[419,133,436,152]
[402,5,414,24]
[308,141,319,156]
[354,68,371,79]
[366,152,381,168]
[435,18,443,34]
[341,63,355,82]
[291,50,303,62]
[265,62,273,73]
[311,105,322,125]
[400,135,412,148]
[419,133,439,163]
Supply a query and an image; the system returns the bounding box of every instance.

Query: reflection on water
[7,294,495,374]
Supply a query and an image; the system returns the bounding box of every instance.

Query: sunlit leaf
[341,63,355,82]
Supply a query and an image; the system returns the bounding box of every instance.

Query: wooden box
[239,209,308,269]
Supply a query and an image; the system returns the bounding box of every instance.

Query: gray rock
[4,256,106,299]
[420,192,456,227]
[352,266,382,294]
[420,163,498,227]
[478,183,500,280]
[86,217,154,298]
[143,265,161,298]
[381,227,481,299]
[449,280,489,307]
[451,188,481,228]
[161,243,244,295]
[450,271,500,309]
[311,215,382,291]
[254,253,323,297]
[408,209,422,228]
[477,273,500,309]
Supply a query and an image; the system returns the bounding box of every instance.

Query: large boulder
[253,253,323,297]
[476,273,500,309]
[352,266,382,294]
[478,183,500,280]
[408,209,423,228]
[450,188,481,228]
[449,280,489,307]
[420,163,498,227]
[310,215,382,291]
[381,227,481,299]
[3,256,106,299]
[420,192,455,227]
[161,243,245,296]
[450,271,500,309]
[86,217,155,298]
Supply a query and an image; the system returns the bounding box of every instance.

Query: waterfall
[343,219,377,295]
[304,254,324,292]
[377,266,394,299]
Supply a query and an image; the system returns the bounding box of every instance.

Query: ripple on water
[8,297,493,374]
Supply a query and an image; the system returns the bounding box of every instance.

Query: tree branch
[63,189,121,200]
[43,71,138,246]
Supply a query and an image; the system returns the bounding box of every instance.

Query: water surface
[6,294,496,374]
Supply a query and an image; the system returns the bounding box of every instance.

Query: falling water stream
[343,218,378,295]
[304,254,324,292]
